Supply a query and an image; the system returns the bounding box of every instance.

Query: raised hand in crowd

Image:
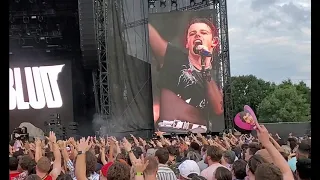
[132,155,149,180]
[256,124,294,180]
[9,127,311,180]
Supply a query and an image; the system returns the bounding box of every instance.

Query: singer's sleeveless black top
[158,43,210,109]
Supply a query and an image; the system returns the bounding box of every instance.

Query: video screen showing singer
[150,17,224,127]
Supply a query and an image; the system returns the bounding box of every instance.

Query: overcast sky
[123,0,311,87]
[227,0,311,86]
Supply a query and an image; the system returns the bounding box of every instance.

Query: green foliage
[294,81,311,105]
[231,77,311,123]
[257,85,310,122]
[230,75,275,118]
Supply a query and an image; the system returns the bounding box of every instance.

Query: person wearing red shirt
[9,157,20,180]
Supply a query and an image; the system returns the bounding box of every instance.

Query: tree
[295,81,311,105]
[230,75,276,118]
[278,79,311,104]
[257,85,310,123]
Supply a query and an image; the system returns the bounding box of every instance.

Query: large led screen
[9,60,73,132]
[149,10,225,133]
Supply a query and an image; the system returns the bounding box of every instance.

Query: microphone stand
[200,54,206,82]
[200,54,212,132]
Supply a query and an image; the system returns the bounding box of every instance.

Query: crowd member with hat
[100,162,113,179]
[178,160,203,180]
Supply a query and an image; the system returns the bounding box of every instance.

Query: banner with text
[9,60,73,132]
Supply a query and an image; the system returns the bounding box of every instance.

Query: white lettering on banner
[9,64,65,110]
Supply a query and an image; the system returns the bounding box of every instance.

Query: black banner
[9,60,73,132]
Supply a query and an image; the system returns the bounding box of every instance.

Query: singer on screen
[149,18,223,126]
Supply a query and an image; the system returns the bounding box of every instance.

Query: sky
[123,0,311,87]
[227,0,311,87]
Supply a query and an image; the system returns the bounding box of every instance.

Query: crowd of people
[9,124,311,180]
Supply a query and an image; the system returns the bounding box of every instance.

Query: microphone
[193,40,202,55]
[193,40,212,57]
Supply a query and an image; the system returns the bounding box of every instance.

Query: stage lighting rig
[148,0,155,9]
[190,0,195,6]
[23,15,30,23]
[9,11,63,52]
[171,0,177,7]
[202,0,209,4]
[160,0,166,8]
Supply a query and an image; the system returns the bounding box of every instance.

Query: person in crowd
[177,160,201,180]
[107,161,131,180]
[200,145,225,179]
[56,174,73,180]
[246,154,266,180]
[143,156,159,180]
[232,159,247,180]
[221,150,237,170]
[287,137,298,153]
[25,174,42,180]
[241,144,249,160]
[280,145,291,161]
[167,145,180,177]
[14,155,33,180]
[10,157,20,180]
[213,167,232,180]
[155,148,177,180]
[197,145,209,171]
[288,140,311,172]
[255,163,283,180]
[295,158,311,180]
[244,142,261,161]
[100,162,113,180]
[186,142,202,163]
[35,157,54,180]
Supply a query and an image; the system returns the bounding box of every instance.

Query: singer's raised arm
[148,23,168,67]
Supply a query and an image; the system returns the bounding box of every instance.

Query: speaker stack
[44,113,66,140]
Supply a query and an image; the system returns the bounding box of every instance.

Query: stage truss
[93,0,234,131]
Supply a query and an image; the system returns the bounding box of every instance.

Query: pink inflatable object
[244,105,257,122]
[234,105,258,131]
[234,112,254,130]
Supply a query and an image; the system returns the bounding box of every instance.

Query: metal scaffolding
[217,0,234,130]
[92,71,100,113]
[94,0,111,117]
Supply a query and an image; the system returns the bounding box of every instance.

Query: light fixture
[171,0,177,7]
[38,15,43,22]
[202,0,208,4]
[9,14,15,23]
[160,0,166,8]
[23,16,29,23]
[25,25,31,36]
[148,0,155,9]
[35,36,41,43]
[190,0,195,6]
[19,38,25,45]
